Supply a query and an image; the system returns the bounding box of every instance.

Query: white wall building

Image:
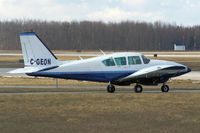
[174,44,185,51]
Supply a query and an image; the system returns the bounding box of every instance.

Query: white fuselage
[28,52,190,85]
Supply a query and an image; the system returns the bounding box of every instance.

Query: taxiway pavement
[1,89,200,95]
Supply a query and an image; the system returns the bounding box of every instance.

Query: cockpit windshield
[102,58,115,66]
[142,55,150,64]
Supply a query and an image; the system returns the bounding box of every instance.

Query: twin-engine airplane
[9,32,191,93]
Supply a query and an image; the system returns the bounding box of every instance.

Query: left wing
[119,65,186,82]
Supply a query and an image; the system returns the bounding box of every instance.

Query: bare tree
[0,19,199,50]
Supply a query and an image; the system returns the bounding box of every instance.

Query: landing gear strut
[161,84,169,92]
[107,83,115,93]
[134,84,143,93]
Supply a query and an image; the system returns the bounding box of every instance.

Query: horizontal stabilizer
[8,67,41,74]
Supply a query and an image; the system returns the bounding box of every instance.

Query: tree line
[0,19,200,51]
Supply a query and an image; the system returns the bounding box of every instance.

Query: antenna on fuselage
[99,49,106,55]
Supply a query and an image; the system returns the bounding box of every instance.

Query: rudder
[20,32,59,67]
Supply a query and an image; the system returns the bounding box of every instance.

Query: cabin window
[102,58,115,66]
[128,56,142,65]
[114,57,127,66]
[142,55,150,64]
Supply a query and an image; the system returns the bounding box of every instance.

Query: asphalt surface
[1,89,200,95]
[0,84,200,95]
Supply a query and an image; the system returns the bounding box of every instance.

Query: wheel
[134,85,143,93]
[161,85,169,92]
[107,84,115,93]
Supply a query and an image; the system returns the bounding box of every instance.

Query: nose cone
[172,66,191,77]
[173,61,191,74]
[186,67,191,73]
[172,62,191,74]
[179,66,191,76]
[169,61,191,76]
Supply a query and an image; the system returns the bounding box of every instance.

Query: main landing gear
[161,84,169,92]
[106,83,170,93]
[107,83,115,93]
[134,84,143,93]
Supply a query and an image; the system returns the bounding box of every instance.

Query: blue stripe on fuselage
[27,70,137,82]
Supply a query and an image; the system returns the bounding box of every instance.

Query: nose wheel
[161,84,169,92]
[107,84,115,93]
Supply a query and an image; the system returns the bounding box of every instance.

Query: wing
[119,65,186,82]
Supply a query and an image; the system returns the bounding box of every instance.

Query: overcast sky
[0,0,200,26]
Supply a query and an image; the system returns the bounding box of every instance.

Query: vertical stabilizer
[20,32,58,67]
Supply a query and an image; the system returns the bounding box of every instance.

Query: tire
[107,84,115,93]
[134,85,143,93]
[161,85,169,92]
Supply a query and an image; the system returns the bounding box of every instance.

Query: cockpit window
[142,55,150,64]
[128,56,142,65]
[102,58,115,66]
[114,57,127,66]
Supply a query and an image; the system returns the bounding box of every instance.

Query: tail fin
[20,32,59,67]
